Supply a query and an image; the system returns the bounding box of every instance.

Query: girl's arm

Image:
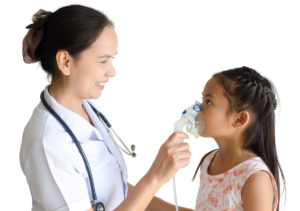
[242,171,274,211]
[114,132,191,211]
[127,183,193,211]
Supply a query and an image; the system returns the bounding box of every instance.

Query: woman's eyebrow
[98,52,118,58]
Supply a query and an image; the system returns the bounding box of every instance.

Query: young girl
[193,66,285,211]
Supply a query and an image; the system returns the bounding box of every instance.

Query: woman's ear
[232,110,250,128]
[56,50,73,76]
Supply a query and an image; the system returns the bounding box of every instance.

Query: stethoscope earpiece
[131,144,135,151]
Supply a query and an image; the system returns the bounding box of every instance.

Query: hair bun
[26,9,52,30]
[22,9,52,64]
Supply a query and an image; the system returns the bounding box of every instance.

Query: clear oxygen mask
[174,100,204,142]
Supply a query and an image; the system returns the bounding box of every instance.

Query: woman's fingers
[165,132,189,147]
[146,132,192,186]
[172,148,191,160]
[168,146,191,169]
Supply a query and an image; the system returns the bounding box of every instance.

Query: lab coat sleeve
[23,139,91,211]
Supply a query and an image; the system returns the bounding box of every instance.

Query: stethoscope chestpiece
[94,202,105,211]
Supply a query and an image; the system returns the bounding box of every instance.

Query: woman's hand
[145,132,191,187]
[114,132,191,211]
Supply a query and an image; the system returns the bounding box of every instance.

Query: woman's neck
[48,80,84,116]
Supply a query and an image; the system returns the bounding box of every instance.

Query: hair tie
[22,9,52,64]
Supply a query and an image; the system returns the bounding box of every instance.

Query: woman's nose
[106,63,116,77]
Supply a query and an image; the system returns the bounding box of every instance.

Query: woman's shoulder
[20,102,76,171]
[24,102,65,133]
[21,103,70,154]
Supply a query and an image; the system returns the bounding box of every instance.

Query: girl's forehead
[203,77,230,107]
[203,77,223,96]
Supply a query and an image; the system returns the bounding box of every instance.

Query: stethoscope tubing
[88,102,136,157]
[40,91,98,206]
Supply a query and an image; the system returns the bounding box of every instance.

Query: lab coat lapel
[83,101,128,183]
[43,87,103,144]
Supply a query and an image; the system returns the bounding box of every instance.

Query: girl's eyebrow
[202,93,214,98]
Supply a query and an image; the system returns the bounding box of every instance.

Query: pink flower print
[222,184,233,195]
[233,169,244,176]
[208,178,213,183]
[200,183,205,190]
[224,199,229,207]
[209,195,218,207]
[224,171,229,177]
[214,177,224,183]
[195,202,201,210]
[236,183,243,193]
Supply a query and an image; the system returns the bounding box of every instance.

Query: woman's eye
[99,60,108,64]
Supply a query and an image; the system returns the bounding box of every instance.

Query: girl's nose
[199,104,204,111]
[195,104,204,121]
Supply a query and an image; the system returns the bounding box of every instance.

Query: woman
[20,4,193,211]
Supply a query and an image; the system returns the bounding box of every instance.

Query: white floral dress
[195,150,278,211]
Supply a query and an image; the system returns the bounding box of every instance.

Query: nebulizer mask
[173,101,204,211]
[174,100,204,140]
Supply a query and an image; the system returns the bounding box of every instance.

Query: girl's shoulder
[241,169,277,210]
[200,149,218,170]
[201,149,271,177]
[196,154,278,211]
[240,158,279,211]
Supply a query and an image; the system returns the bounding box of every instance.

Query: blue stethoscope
[40,91,136,211]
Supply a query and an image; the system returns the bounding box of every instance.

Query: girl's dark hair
[193,66,285,210]
[26,5,113,76]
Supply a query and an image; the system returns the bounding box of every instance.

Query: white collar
[43,87,104,143]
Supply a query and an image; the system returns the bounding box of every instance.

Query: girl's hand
[146,132,191,186]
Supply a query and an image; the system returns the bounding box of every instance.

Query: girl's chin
[199,133,209,138]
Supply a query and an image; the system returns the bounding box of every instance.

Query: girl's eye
[99,60,108,64]
[206,99,212,105]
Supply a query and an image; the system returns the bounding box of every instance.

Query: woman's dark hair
[193,66,285,210]
[24,5,113,77]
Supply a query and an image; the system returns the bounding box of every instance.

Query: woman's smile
[96,81,107,90]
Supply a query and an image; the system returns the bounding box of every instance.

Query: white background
[0,0,299,210]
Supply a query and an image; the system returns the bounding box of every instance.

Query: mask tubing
[173,175,179,211]
[173,120,187,211]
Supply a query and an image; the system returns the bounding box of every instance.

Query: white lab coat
[20,87,128,211]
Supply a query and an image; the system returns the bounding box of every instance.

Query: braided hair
[193,66,285,210]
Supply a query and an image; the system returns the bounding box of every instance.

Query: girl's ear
[232,110,250,128]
